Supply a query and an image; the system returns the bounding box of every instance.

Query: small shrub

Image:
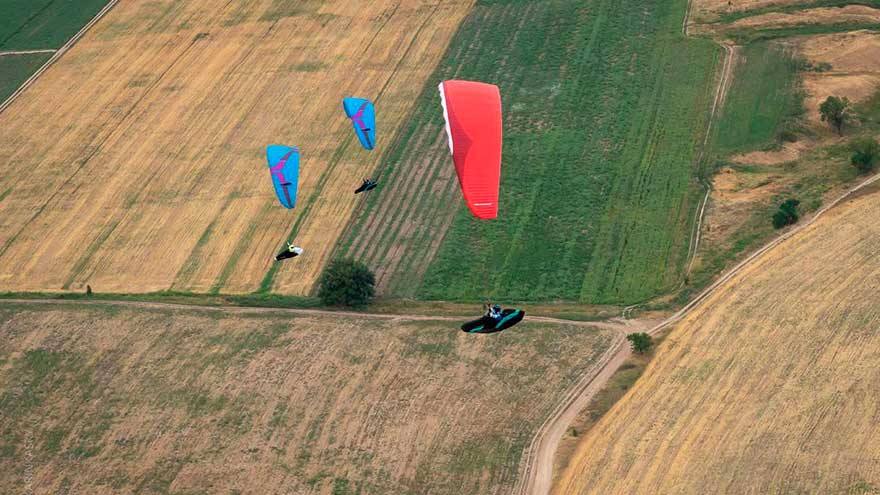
[850,137,879,174]
[317,258,375,307]
[772,198,800,229]
[777,129,798,143]
[819,96,853,135]
[626,333,653,354]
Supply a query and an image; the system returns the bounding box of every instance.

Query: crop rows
[339,0,720,304]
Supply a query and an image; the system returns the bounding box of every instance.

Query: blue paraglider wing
[343,97,376,150]
[266,145,299,209]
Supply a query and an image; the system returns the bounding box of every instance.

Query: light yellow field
[555,190,880,494]
[0,302,614,494]
[0,0,473,295]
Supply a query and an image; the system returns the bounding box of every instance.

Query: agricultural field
[710,42,803,156]
[0,0,474,295]
[554,187,880,494]
[0,302,615,494]
[0,52,51,103]
[686,19,880,296]
[0,0,112,102]
[337,0,721,304]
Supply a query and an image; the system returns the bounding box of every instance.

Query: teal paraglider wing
[460,309,525,334]
[343,97,376,150]
[266,145,299,209]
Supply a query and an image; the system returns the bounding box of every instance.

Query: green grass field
[0,0,111,50]
[0,0,110,105]
[338,0,720,304]
[0,52,51,102]
[711,42,803,156]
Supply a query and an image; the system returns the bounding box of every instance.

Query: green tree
[626,332,653,354]
[317,258,375,307]
[772,198,800,229]
[819,96,853,135]
[851,137,879,174]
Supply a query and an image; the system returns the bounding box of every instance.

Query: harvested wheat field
[0,302,615,494]
[0,0,473,295]
[555,190,880,494]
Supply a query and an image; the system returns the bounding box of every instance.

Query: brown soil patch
[786,31,880,125]
[730,139,809,165]
[803,73,880,123]
[698,166,784,250]
[0,302,615,494]
[555,187,880,494]
[0,0,474,295]
[797,30,880,73]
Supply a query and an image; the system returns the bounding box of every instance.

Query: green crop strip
[0,53,52,103]
[341,0,720,304]
[711,42,804,156]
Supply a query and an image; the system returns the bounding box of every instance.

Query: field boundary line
[686,43,738,276]
[0,49,57,57]
[0,0,121,115]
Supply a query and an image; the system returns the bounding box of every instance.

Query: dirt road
[513,0,880,488]
[0,297,637,333]
[515,172,880,495]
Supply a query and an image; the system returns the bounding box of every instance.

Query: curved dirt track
[515,172,880,495]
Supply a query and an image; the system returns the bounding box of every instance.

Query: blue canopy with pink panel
[343,97,376,150]
[266,145,299,209]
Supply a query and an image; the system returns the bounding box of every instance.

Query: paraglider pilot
[355,178,378,194]
[483,301,502,319]
[275,242,304,261]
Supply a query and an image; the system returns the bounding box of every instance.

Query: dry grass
[0,302,615,494]
[730,5,880,29]
[793,30,880,125]
[689,0,807,23]
[0,0,473,295]
[555,190,880,494]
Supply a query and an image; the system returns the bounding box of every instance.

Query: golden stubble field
[0,0,473,295]
[555,191,880,494]
[0,303,615,494]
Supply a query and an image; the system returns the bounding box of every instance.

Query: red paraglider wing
[439,80,502,220]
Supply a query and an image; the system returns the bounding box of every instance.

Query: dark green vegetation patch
[0,0,111,105]
[0,0,112,50]
[339,0,720,304]
[0,52,51,102]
